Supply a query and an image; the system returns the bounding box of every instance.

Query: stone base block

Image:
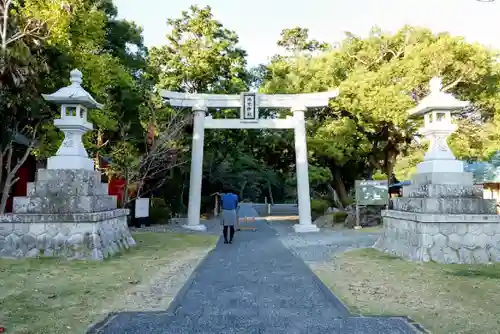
[35,169,102,196]
[293,223,320,233]
[27,182,35,196]
[0,209,135,260]
[403,184,483,198]
[392,197,496,214]
[47,155,94,171]
[416,159,464,174]
[13,195,117,214]
[374,210,500,264]
[411,172,473,186]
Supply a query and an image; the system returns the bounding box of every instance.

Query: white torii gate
[161,90,339,233]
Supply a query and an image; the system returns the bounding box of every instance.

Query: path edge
[267,219,425,333]
[165,243,219,314]
[85,240,220,333]
[267,218,352,318]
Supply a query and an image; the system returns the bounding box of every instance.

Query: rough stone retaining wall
[0,209,135,260]
[374,210,500,264]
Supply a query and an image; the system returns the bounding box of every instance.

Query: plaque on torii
[241,92,258,120]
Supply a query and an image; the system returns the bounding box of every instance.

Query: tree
[149,5,248,94]
[261,25,500,205]
[0,0,57,213]
[109,108,190,205]
[147,5,262,213]
[277,27,329,55]
[0,0,155,213]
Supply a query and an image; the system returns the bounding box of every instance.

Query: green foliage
[149,5,248,94]
[310,198,330,215]
[149,198,172,224]
[277,27,329,54]
[262,25,500,201]
[372,172,387,181]
[331,211,348,223]
[393,143,426,180]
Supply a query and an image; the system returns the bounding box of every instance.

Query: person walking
[220,190,239,244]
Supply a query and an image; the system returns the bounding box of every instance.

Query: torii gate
[161,90,339,233]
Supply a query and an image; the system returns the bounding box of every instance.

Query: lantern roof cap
[42,69,103,109]
[408,77,469,117]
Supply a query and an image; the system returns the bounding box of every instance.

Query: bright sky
[114,0,500,67]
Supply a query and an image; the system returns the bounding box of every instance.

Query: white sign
[135,198,150,218]
[241,93,257,120]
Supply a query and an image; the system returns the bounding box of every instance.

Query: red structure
[4,154,37,213]
[108,176,126,206]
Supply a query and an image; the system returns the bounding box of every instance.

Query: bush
[310,198,330,215]
[331,211,348,223]
[149,198,172,224]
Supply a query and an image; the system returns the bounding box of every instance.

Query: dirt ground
[0,232,217,334]
[311,248,500,334]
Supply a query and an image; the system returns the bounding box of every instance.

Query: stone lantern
[0,69,135,261]
[42,69,103,170]
[374,77,500,265]
[408,77,469,174]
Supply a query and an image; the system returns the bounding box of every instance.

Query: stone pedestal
[375,169,500,264]
[0,169,136,260]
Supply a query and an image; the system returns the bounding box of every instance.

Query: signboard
[355,180,389,206]
[241,92,258,120]
[135,198,150,218]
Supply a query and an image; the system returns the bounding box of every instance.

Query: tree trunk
[331,167,350,207]
[326,183,343,208]
[267,181,275,205]
[385,150,397,184]
[239,180,247,199]
[123,167,130,207]
[0,143,31,213]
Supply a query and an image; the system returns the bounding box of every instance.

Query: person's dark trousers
[223,225,235,243]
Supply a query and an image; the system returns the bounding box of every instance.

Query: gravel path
[270,221,381,264]
[90,205,416,333]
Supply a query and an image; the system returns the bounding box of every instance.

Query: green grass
[312,248,500,334]
[0,232,217,334]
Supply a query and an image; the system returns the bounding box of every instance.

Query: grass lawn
[312,248,500,334]
[0,232,218,334]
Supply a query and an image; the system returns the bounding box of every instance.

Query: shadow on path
[88,204,417,333]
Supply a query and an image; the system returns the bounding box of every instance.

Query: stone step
[27,182,35,196]
[12,195,117,214]
[411,172,473,186]
[403,184,483,198]
[392,197,496,214]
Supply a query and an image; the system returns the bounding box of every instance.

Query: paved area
[270,222,381,263]
[89,204,417,333]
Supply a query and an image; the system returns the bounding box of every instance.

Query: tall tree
[149,5,248,94]
[261,25,500,205]
[277,27,329,55]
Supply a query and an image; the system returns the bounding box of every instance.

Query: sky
[114,0,500,67]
